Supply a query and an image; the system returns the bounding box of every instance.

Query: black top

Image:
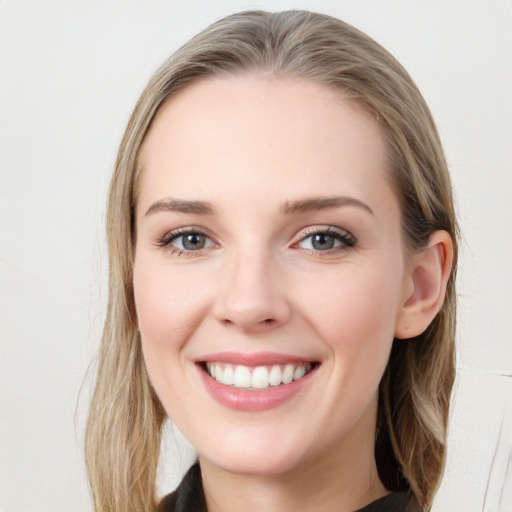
[158,463,422,512]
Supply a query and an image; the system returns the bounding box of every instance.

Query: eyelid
[155,226,218,255]
[291,225,356,253]
[295,224,352,237]
[154,224,356,256]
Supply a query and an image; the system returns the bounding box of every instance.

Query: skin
[133,75,452,512]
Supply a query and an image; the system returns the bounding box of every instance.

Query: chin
[201,441,305,477]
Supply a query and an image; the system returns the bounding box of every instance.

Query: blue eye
[159,229,216,254]
[179,233,209,250]
[157,226,354,256]
[310,233,338,250]
[297,228,355,253]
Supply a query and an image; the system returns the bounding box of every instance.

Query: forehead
[137,75,394,217]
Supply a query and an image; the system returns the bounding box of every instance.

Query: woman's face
[133,76,412,476]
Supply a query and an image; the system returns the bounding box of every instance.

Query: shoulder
[158,491,178,512]
[355,492,423,512]
[157,463,207,512]
[158,464,422,512]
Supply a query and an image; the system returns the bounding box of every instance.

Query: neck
[199,414,388,512]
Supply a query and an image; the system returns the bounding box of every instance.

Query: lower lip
[198,365,318,412]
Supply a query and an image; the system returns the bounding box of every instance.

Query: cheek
[133,258,210,347]
[302,264,400,336]
[133,257,210,415]
[132,256,213,408]
[294,263,402,382]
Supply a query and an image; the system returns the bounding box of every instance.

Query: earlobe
[395,230,454,339]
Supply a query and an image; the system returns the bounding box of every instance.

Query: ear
[394,230,454,339]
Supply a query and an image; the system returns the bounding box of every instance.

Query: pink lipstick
[196,352,319,412]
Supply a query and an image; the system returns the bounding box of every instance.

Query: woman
[85,10,458,512]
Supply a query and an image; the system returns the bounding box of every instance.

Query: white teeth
[282,364,294,384]
[206,362,313,390]
[293,365,305,381]
[233,365,252,388]
[269,365,282,386]
[214,363,223,382]
[251,366,269,389]
[222,364,235,385]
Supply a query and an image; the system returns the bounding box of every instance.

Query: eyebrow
[145,199,215,216]
[144,195,374,217]
[280,196,374,216]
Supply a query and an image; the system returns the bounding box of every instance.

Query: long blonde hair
[85,10,458,511]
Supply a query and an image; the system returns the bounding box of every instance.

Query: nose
[213,248,291,332]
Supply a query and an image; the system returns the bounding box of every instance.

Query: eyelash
[155,227,217,256]
[294,226,356,255]
[155,226,356,257]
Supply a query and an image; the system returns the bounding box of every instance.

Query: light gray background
[1,1,511,511]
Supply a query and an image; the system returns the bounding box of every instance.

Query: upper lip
[196,351,319,367]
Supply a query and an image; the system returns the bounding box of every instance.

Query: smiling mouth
[201,362,319,391]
